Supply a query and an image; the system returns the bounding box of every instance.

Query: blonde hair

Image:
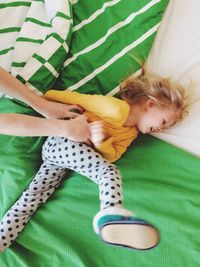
[120,70,188,123]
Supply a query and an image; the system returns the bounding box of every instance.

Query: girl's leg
[0,162,66,252]
[43,137,159,250]
[43,136,123,210]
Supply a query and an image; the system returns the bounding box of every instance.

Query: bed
[0,0,200,266]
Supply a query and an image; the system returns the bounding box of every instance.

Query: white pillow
[146,0,200,157]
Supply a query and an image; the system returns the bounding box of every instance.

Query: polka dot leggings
[0,136,123,251]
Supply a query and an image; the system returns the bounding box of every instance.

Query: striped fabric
[56,0,169,96]
[0,0,73,96]
[0,0,168,98]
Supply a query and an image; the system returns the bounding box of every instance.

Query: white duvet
[147,0,200,157]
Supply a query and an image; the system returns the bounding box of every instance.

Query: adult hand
[62,114,91,144]
[34,98,84,119]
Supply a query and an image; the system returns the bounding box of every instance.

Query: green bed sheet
[1,0,200,266]
[0,98,200,267]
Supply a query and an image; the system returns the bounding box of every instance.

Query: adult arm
[0,114,90,142]
[0,67,83,119]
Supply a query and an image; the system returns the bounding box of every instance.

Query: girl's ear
[145,99,155,111]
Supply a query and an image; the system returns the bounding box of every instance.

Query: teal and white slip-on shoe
[99,215,159,250]
[93,208,159,250]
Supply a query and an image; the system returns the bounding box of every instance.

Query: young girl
[0,71,187,252]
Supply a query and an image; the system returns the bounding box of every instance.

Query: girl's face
[136,100,178,134]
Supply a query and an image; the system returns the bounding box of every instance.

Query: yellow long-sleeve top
[44,90,138,162]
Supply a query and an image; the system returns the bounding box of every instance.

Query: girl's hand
[33,98,84,119]
[89,121,107,146]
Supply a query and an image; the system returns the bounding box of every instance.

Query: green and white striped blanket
[0,0,167,97]
[0,0,73,96]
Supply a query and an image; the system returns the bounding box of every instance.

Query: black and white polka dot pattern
[0,136,123,252]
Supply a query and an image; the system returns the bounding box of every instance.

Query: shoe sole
[100,222,159,250]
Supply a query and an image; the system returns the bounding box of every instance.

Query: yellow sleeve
[95,136,135,163]
[44,90,129,127]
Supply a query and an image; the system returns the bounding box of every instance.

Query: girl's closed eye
[162,119,174,129]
